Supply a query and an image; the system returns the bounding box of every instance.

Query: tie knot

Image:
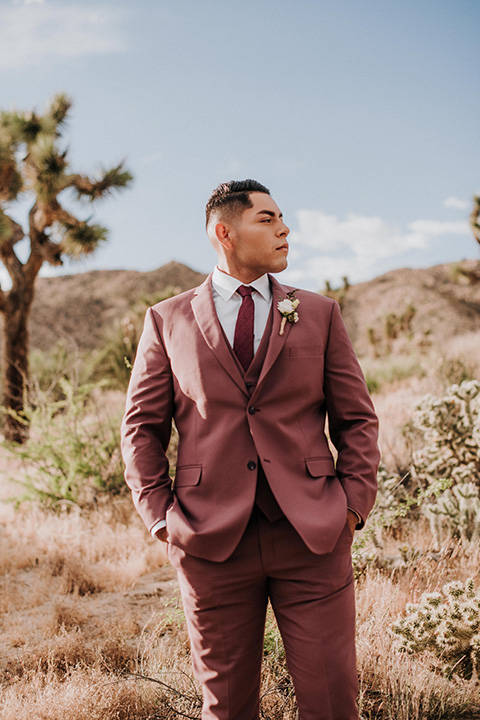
[237,285,253,299]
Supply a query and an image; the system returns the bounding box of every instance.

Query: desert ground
[1,261,480,719]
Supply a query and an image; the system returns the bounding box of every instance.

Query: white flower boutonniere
[277,290,300,335]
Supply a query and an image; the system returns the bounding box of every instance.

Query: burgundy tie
[233,285,254,372]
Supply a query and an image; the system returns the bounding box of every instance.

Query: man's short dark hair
[205,179,270,227]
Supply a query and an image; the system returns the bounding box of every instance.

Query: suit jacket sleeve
[121,307,174,533]
[323,301,380,526]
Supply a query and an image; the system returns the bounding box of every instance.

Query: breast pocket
[289,345,324,358]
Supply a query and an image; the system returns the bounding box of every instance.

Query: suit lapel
[191,275,248,396]
[255,275,294,390]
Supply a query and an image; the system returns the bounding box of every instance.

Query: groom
[121,179,380,720]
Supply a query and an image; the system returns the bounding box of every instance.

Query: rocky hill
[2,259,480,357]
[24,261,207,352]
[340,259,480,356]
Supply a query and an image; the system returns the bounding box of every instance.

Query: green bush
[6,377,125,509]
[89,289,180,390]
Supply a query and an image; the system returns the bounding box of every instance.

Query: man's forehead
[248,193,282,215]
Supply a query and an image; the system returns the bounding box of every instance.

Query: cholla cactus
[425,481,480,542]
[392,578,480,679]
[408,380,480,541]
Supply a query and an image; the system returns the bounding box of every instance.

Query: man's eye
[261,218,271,223]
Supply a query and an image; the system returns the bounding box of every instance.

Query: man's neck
[215,265,265,285]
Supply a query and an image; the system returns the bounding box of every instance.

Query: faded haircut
[205,179,270,227]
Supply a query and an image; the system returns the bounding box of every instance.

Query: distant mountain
[26,262,207,352]
[2,259,480,357]
[341,259,480,356]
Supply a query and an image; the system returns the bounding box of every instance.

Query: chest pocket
[289,345,324,358]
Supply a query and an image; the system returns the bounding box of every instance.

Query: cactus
[392,578,480,679]
[408,380,480,541]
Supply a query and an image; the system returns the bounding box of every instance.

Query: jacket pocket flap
[289,345,324,358]
[174,465,202,487]
[305,457,336,477]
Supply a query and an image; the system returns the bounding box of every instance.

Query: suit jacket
[121,273,380,561]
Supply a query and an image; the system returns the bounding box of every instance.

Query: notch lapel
[191,275,249,396]
[255,275,294,390]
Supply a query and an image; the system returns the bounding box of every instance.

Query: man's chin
[270,260,288,275]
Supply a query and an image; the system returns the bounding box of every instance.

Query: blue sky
[1,0,479,291]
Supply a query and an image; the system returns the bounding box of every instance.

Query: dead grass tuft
[0,668,161,720]
[48,598,87,633]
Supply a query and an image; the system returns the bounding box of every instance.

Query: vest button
[248,406,257,415]
[247,461,257,471]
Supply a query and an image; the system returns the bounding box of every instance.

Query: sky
[0,0,479,291]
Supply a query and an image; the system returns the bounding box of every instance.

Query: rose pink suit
[121,274,380,720]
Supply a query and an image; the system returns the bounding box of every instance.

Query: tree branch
[67,162,133,201]
[470,196,480,247]
[0,217,25,285]
[25,203,63,281]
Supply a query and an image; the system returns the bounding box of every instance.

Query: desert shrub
[90,288,180,389]
[392,578,480,680]
[355,381,480,571]
[7,377,125,508]
[89,312,140,390]
[408,379,480,542]
[29,342,99,398]
[351,464,423,575]
[436,356,477,387]
[357,569,480,720]
[361,353,425,393]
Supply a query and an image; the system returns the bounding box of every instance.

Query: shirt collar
[212,266,272,303]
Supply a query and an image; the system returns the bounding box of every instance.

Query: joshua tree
[471,195,480,247]
[0,93,132,442]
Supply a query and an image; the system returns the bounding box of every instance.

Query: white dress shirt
[210,266,272,352]
[150,268,273,537]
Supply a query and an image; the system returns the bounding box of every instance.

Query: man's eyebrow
[256,210,283,218]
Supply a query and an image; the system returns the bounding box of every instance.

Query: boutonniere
[277,290,300,335]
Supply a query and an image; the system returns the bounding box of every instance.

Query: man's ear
[215,222,233,251]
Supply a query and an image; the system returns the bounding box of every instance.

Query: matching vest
[228,303,284,523]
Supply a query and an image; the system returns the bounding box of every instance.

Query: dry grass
[367,329,480,475]
[356,521,480,719]
[0,668,159,720]
[0,496,174,712]
[2,495,480,719]
[2,356,480,719]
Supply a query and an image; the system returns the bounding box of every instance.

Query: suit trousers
[167,509,359,720]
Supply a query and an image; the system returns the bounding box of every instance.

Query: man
[121,179,380,720]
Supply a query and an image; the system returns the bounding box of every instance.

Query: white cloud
[289,210,439,259]
[408,220,468,236]
[444,197,469,210]
[283,208,471,289]
[0,2,127,69]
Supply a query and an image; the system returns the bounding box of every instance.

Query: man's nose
[278,221,290,237]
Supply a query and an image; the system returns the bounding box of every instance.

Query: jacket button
[248,406,256,415]
[247,461,257,471]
